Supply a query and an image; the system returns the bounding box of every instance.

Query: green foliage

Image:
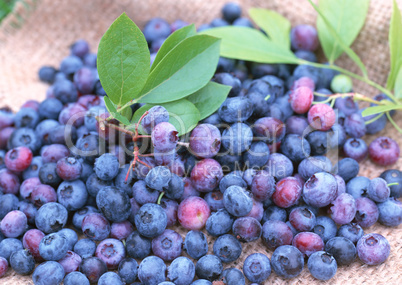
[103,97,131,125]
[249,8,291,49]
[136,34,221,104]
[187,81,230,120]
[132,99,200,135]
[316,0,369,63]
[97,13,150,106]
[201,26,298,64]
[387,0,402,91]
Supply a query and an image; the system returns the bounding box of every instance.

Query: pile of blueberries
[1,2,402,284]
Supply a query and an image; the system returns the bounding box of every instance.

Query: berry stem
[387,182,399,187]
[177,142,190,148]
[157,192,165,204]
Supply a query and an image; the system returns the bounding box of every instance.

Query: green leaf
[132,99,200,135]
[394,66,402,98]
[309,0,368,77]
[201,26,298,64]
[249,8,291,49]
[97,13,150,106]
[361,104,401,117]
[187,81,231,120]
[150,24,196,72]
[387,0,402,90]
[136,35,221,104]
[104,96,131,125]
[316,0,369,62]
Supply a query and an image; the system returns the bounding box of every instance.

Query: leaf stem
[299,60,399,104]
[386,111,402,133]
[95,116,135,136]
[364,113,384,125]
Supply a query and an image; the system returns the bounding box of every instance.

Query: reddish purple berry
[307,104,336,131]
[289,207,316,232]
[151,229,183,261]
[291,76,315,91]
[329,193,356,225]
[23,229,45,261]
[290,24,319,51]
[5,147,33,172]
[369,136,400,166]
[31,184,57,207]
[110,221,134,240]
[152,122,179,152]
[232,217,262,242]
[251,170,276,202]
[0,169,20,195]
[20,177,41,200]
[0,210,27,238]
[189,124,221,158]
[190,158,223,192]
[272,177,302,208]
[95,238,125,269]
[0,256,8,278]
[292,232,324,257]
[289,87,314,114]
[354,197,379,228]
[178,196,210,230]
[252,117,286,144]
[262,220,293,250]
[58,250,82,274]
[357,233,390,265]
[56,157,82,181]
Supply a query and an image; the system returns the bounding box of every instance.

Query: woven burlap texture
[0,0,401,284]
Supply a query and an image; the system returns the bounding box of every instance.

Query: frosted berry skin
[289,207,316,232]
[344,113,367,138]
[290,24,319,51]
[252,117,286,144]
[307,104,336,131]
[0,169,20,195]
[368,136,400,166]
[271,245,304,279]
[232,217,262,242]
[151,122,179,152]
[307,251,337,281]
[82,213,111,241]
[367,178,390,203]
[262,220,293,250]
[151,229,183,261]
[354,197,379,228]
[303,172,338,208]
[377,198,402,227]
[272,177,302,208]
[251,171,276,202]
[329,193,357,225]
[291,76,315,91]
[5,147,33,172]
[343,138,368,162]
[190,158,223,192]
[178,196,210,230]
[292,232,324,257]
[242,253,271,283]
[95,238,125,269]
[213,234,242,263]
[189,124,221,158]
[289,86,314,114]
[58,250,82,274]
[138,256,167,285]
[141,106,169,134]
[357,233,390,265]
[0,210,27,238]
[223,185,253,217]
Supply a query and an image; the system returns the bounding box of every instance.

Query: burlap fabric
[0,0,401,284]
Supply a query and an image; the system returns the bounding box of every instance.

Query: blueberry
[58,228,78,250]
[213,234,242,263]
[183,230,208,260]
[80,257,107,283]
[242,253,271,283]
[75,133,100,164]
[168,256,195,285]
[39,233,69,261]
[289,206,316,232]
[263,153,294,181]
[380,169,402,198]
[357,233,390,265]
[354,197,379,228]
[292,232,324,257]
[73,238,96,259]
[219,173,247,193]
[251,170,276,202]
[206,209,234,237]
[49,124,77,145]
[95,238,125,269]
[35,202,68,234]
[262,220,293,250]
[38,162,62,188]
[377,198,402,227]
[367,177,390,203]
[94,153,120,181]
[334,158,359,182]
[221,123,253,155]
[53,79,79,104]
[74,67,97,94]
[126,231,152,259]
[143,18,171,43]
[303,172,338,208]
[325,236,356,265]
[32,261,65,285]
[218,97,253,123]
[57,180,88,211]
[191,280,212,285]
[145,166,172,191]
[204,191,224,211]
[346,176,370,199]
[329,193,357,225]
[213,73,242,97]
[96,186,131,222]
[313,216,337,243]
[306,130,330,155]
[271,245,304,279]
[280,134,311,163]
[307,251,337,281]
[252,117,286,144]
[38,66,57,84]
[98,272,123,285]
[232,217,262,242]
[72,205,99,230]
[337,223,364,244]
[223,185,253,217]
[118,258,138,284]
[58,250,82,274]
[82,213,111,241]
[0,210,27,238]
[0,238,23,262]
[152,229,183,261]
[298,156,332,180]
[135,203,167,238]
[233,17,253,27]
[38,98,63,120]
[221,2,241,22]
[138,255,167,285]
[369,136,400,166]
[195,255,223,281]
[344,113,366,138]
[8,127,42,153]
[64,271,90,285]
[0,256,7,278]
[261,206,287,224]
